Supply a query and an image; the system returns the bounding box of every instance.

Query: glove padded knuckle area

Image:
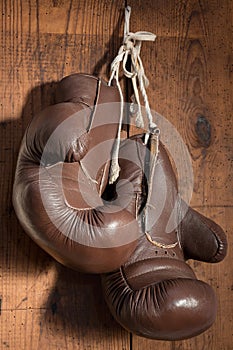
[13,74,140,273]
[102,270,217,340]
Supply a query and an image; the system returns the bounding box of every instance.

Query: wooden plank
[0,0,130,349]
[127,0,232,207]
[127,0,233,349]
[1,267,129,350]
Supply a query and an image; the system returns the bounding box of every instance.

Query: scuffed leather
[101,134,227,340]
[13,74,140,273]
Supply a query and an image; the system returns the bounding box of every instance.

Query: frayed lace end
[109,161,121,184]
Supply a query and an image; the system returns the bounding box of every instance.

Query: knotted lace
[109,5,159,184]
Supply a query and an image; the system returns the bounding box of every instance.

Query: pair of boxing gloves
[13,73,227,341]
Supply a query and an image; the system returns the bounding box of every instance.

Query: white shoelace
[108,5,159,184]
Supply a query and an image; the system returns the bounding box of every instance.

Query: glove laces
[109,5,159,184]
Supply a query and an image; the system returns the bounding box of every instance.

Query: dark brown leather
[13,73,140,273]
[101,134,227,340]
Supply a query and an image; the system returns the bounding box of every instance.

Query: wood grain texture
[128,0,232,207]
[0,0,232,349]
[1,1,129,349]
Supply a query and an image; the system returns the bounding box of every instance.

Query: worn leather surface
[13,73,140,273]
[101,134,227,340]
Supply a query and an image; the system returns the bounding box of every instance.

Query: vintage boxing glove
[13,73,140,273]
[101,134,227,340]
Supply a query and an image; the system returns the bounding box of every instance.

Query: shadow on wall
[0,80,122,340]
[0,81,58,275]
[92,5,124,78]
[39,264,122,342]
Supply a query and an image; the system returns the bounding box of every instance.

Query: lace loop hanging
[109,5,159,184]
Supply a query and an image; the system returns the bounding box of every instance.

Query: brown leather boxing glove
[13,74,140,273]
[101,134,227,340]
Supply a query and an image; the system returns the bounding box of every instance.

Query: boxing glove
[101,134,227,340]
[13,73,140,273]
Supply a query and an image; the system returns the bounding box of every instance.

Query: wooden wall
[0,0,232,349]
